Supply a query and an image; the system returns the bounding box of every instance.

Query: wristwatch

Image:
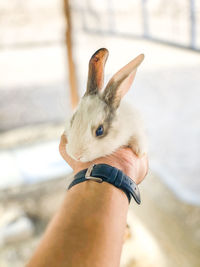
[68,164,141,204]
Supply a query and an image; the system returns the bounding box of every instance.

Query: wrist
[69,163,141,204]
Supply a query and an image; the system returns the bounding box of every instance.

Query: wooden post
[63,0,79,110]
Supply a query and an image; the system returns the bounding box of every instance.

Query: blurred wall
[0,0,70,131]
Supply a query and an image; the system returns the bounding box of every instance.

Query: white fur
[65,94,147,162]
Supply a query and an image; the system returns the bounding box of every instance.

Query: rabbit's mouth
[66,144,93,162]
[69,151,87,162]
[78,157,89,163]
[66,145,81,161]
[70,153,82,161]
[75,154,92,162]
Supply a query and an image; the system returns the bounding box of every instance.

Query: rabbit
[64,48,147,162]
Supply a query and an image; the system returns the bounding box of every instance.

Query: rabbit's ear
[102,54,144,109]
[85,48,109,95]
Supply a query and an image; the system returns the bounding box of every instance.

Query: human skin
[27,134,148,267]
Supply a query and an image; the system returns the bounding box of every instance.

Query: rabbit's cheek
[66,144,75,159]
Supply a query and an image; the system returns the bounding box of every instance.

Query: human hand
[59,134,148,185]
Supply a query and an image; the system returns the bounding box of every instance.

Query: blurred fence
[1,1,199,51]
[72,0,200,51]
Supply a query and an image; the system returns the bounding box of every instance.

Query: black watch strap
[68,164,141,204]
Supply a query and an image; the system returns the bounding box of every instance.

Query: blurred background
[0,0,200,266]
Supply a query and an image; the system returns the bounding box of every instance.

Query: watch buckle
[85,164,103,183]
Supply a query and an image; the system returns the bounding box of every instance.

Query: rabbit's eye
[96,125,104,137]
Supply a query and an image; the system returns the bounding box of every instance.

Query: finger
[137,154,149,184]
[60,133,67,145]
[59,134,68,158]
[59,134,76,169]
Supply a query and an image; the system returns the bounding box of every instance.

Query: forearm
[27,180,129,267]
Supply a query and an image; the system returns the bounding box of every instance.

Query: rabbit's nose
[74,152,81,160]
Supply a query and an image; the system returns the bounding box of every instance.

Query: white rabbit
[65,48,147,162]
